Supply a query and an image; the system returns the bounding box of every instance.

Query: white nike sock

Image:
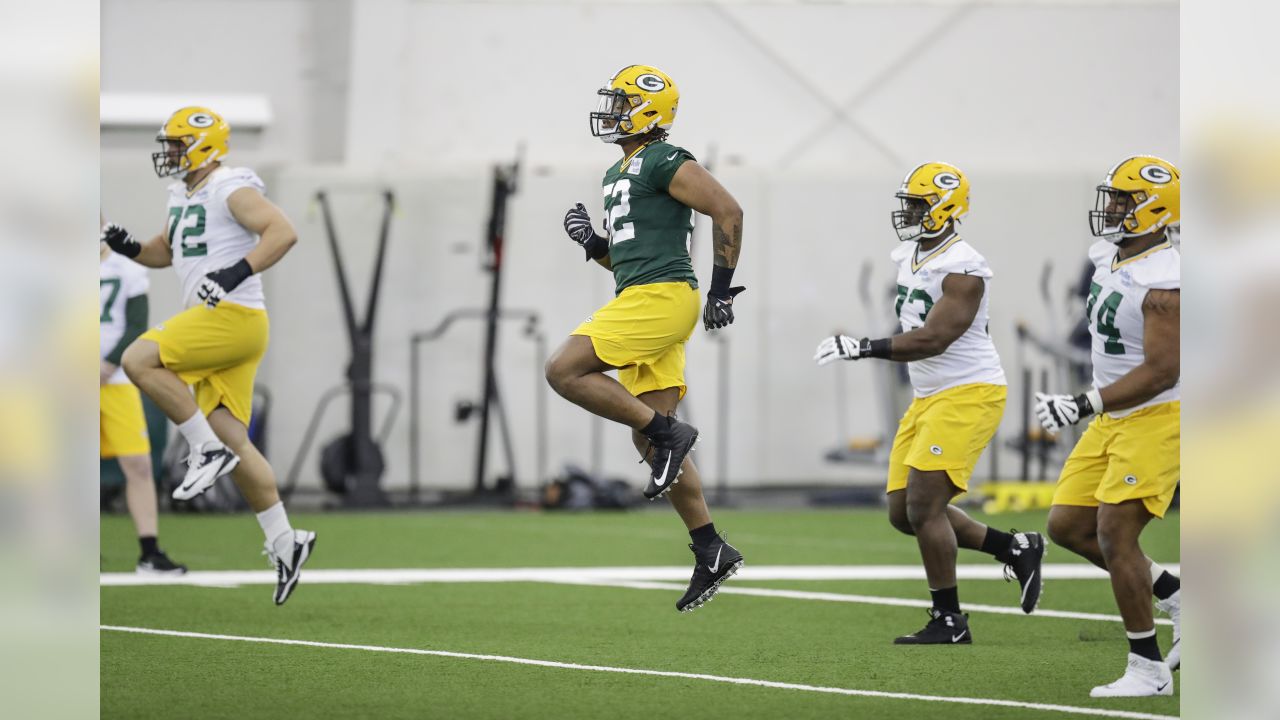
[256,501,294,555]
[177,411,220,450]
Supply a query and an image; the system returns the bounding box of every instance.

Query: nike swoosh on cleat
[1156,682,1169,692]
[708,546,723,573]
[952,631,968,642]
[653,455,672,487]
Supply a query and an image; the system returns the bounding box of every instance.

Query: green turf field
[101,508,1180,719]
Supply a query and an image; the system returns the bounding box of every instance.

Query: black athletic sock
[640,412,670,439]
[1128,630,1163,662]
[982,527,1015,560]
[930,586,961,614]
[139,536,159,558]
[1152,571,1180,601]
[689,522,719,548]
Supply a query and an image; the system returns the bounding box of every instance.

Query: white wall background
[101,0,1178,492]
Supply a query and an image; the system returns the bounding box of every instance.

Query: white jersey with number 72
[165,166,267,310]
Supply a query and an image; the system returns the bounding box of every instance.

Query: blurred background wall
[100,0,1177,492]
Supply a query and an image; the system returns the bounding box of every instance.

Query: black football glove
[563,203,609,261]
[196,259,253,309]
[101,222,141,259]
[703,286,746,331]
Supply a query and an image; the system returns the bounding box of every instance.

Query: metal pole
[715,334,730,505]
[409,335,420,502]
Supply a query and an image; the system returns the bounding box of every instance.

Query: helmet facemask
[1089,186,1142,244]
[152,136,195,178]
[892,193,953,243]
[590,88,657,144]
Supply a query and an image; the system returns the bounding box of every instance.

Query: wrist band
[1082,387,1104,415]
[582,234,609,261]
[709,265,735,298]
[864,338,892,359]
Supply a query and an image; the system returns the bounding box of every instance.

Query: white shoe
[173,442,240,501]
[1090,653,1173,697]
[266,530,317,606]
[1155,589,1181,671]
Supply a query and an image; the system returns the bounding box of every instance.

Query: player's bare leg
[123,339,238,500]
[118,452,186,574]
[121,340,199,422]
[545,335,655,429]
[889,490,992,548]
[904,470,960,591]
[1048,504,1108,569]
[206,406,315,605]
[548,335,700,500]
[117,453,158,537]
[1090,499,1172,696]
[631,387,710,530]
[890,486,1044,614]
[1098,500,1156,632]
[1050,502,1182,668]
[622,386,740,611]
[207,407,280,512]
[894,468,972,643]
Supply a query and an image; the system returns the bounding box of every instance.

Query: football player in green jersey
[545,65,745,612]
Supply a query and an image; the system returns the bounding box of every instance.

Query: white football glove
[1034,390,1102,431]
[814,334,866,366]
[196,276,228,308]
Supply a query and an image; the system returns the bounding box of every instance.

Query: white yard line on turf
[554,579,1171,625]
[100,625,1176,720]
[100,563,1179,587]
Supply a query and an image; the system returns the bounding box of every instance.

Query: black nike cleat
[136,550,188,576]
[642,417,698,501]
[676,536,743,613]
[1001,529,1045,613]
[894,608,973,645]
[266,530,317,606]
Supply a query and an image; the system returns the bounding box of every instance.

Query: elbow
[715,200,743,227]
[1151,366,1180,394]
[916,334,950,358]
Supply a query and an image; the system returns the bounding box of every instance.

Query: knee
[888,506,914,536]
[904,495,940,531]
[120,341,152,384]
[1095,515,1134,559]
[543,353,571,395]
[1046,512,1081,552]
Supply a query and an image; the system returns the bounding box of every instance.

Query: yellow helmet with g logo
[590,65,679,144]
[891,162,970,242]
[1089,155,1179,243]
[152,106,230,178]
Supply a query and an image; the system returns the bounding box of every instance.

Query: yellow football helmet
[1089,155,1180,243]
[152,106,230,178]
[590,65,679,144]
[892,162,970,242]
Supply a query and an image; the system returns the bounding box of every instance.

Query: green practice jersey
[601,141,699,294]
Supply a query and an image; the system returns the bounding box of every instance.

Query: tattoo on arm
[713,218,742,269]
[1143,288,1180,316]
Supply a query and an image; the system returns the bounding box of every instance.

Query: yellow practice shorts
[100,383,150,458]
[572,281,699,398]
[139,302,268,426]
[1052,400,1180,518]
[887,383,1007,493]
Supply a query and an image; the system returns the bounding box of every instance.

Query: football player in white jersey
[100,107,316,605]
[815,163,1043,644]
[100,220,186,575]
[1036,156,1182,697]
